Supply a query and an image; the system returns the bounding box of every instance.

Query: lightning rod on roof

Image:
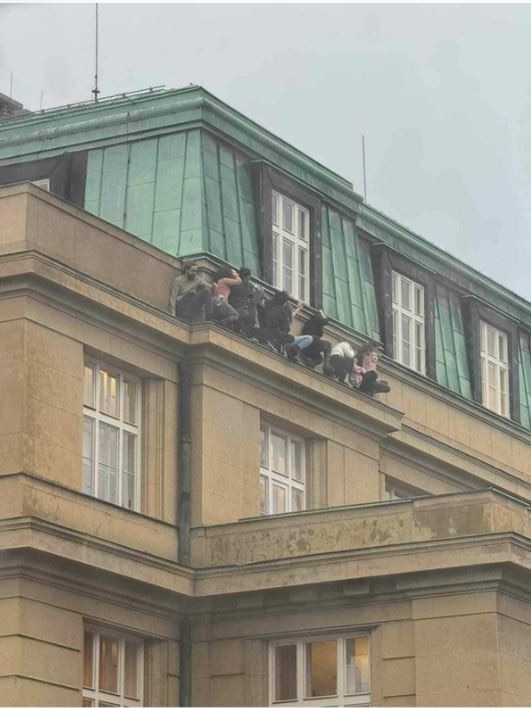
[92,4,100,103]
[362,135,367,202]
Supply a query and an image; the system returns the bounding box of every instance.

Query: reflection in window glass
[123,379,137,425]
[124,641,139,699]
[83,631,94,689]
[83,417,94,496]
[98,423,119,504]
[260,475,268,515]
[274,644,297,701]
[273,483,287,514]
[271,433,287,476]
[84,364,95,408]
[345,636,370,695]
[99,635,119,694]
[272,192,279,226]
[99,369,119,418]
[305,640,337,698]
[292,487,304,512]
[283,200,293,233]
[122,432,136,509]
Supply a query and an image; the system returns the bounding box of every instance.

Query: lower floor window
[270,634,370,706]
[83,627,143,707]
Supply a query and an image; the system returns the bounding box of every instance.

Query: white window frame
[272,190,310,302]
[260,422,306,515]
[82,626,144,707]
[391,270,426,374]
[480,320,510,417]
[31,178,50,191]
[83,359,141,511]
[269,633,370,707]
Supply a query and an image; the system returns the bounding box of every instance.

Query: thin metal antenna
[362,135,367,201]
[9,72,13,98]
[92,3,100,102]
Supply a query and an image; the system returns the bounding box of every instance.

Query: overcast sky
[1,3,531,302]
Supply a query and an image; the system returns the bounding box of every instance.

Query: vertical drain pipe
[178,360,192,705]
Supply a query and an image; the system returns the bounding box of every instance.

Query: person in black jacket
[260,291,313,360]
[300,310,332,369]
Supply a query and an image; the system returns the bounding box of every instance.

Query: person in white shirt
[328,341,356,385]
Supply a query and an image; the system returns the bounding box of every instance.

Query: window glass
[290,439,304,482]
[271,433,287,476]
[292,488,304,512]
[83,631,94,689]
[260,475,268,515]
[98,423,119,504]
[84,363,95,408]
[305,640,337,698]
[83,361,140,510]
[274,645,297,702]
[345,637,369,695]
[123,379,137,425]
[122,432,136,509]
[124,641,139,699]
[272,192,310,302]
[99,368,119,418]
[260,427,267,468]
[283,200,293,233]
[392,271,425,374]
[99,635,119,694]
[479,320,509,417]
[273,483,287,514]
[272,192,279,226]
[83,417,94,496]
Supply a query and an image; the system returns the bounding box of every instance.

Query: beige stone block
[344,448,379,505]
[0,635,80,686]
[511,438,531,478]
[0,676,80,707]
[0,432,24,474]
[1,597,82,650]
[26,357,82,415]
[327,441,345,507]
[382,656,415,697]
[447,409,470,448]
[0,359,24,435]
[402,387,427,428]
[211,639,244,675]
[468,417,492,459]
[383,696,416,706]
[381,621,414,659]
[210,674,245,706]
[424,397,450,438]
[0,319,25,360]
[490,428,513,468]
[26,321,83,380]
[32,436,81,487]
[499,652,531,700]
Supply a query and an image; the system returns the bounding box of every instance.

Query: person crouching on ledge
[352,343,391,396]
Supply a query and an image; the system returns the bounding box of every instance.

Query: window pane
[283,200,293,232]
[274,645,297,702]
[123,379,137,425]
[500,369,508,416]
[98,423,119,503]
[271,433,287,475]
[400,277,411,310]
[83,417,94,496]
[99,368,119,418]
[272,233,278,288]
[83,631,94,688]
[414,285,423,316]
[283,239,293,294]
[392,272,398,304]
[487,326,495,357]
[299,209,306,239]
[488,362,497,410]
[84,364,95,408]
[392,310,398,358]
[345,637,369,695]
[292,487,304,512]
[299,248,306,301]
[305,640,337,698]
[99,635,119,694]
[260,427,267,468]
[401,314,411,365]
[260,475,268,515]
[480,321,486,353]
[290,439,304,482]
[272,192,279,226]
[498,333,507,362]
[122,432,136,509]
[415,322,424,372]
[272,484,287,514]
[124,641,139,699]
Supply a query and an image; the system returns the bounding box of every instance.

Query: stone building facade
[0,87,530,707]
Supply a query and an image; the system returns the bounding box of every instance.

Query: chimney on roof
[0,92,29,120]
